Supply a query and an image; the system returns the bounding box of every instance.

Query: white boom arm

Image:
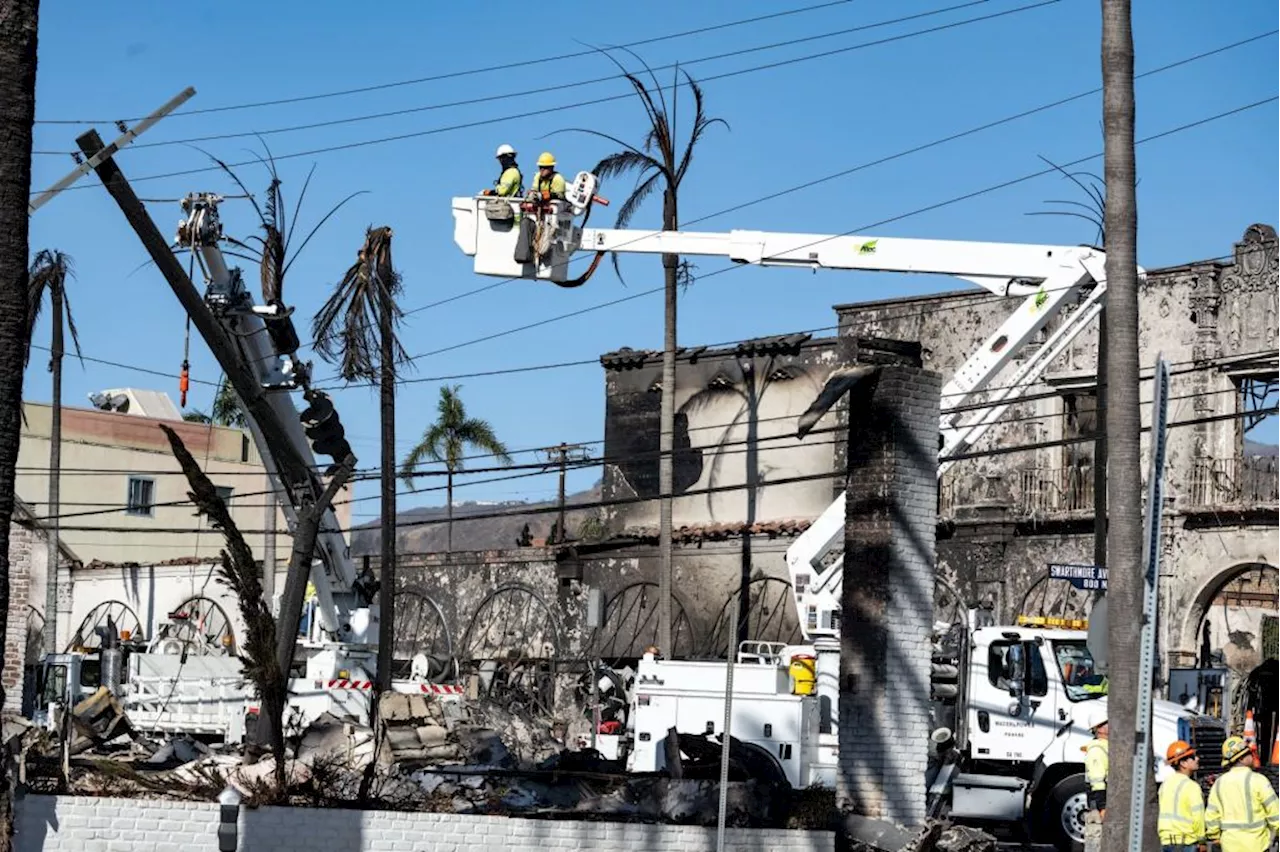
[453,185,1129,643]
[178,194,372,647]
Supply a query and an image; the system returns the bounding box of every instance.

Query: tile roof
[614,518,812,543]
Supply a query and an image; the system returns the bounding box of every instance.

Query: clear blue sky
[25,0,1279,520]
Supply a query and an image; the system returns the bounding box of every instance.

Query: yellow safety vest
[1159,773,1206,845]
[1206,765,1280,852]
[496,166,523,197]
[1084,738,1109,792]
[533,171,566,199]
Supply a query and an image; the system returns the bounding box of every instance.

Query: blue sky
[25,0,1279,521]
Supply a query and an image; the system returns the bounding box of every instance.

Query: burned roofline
[600,334,921,371]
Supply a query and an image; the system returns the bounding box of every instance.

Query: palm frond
[614,170,662,233]
[312,226,408,382]
[26,250,82,367]
[457,418,512,466]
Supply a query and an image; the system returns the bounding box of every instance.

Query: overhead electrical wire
[34,0,1062,192]
[45,402,1280,536]
[323,95,1277,381]
[34,0,864,124]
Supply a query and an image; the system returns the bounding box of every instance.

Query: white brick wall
[14,795,836,852]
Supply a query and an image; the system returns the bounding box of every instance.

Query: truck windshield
[1053,641,1108,702]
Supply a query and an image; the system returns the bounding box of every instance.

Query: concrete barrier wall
[14,794,836,852]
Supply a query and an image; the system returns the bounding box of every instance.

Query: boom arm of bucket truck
[452,183,1129,642]
[175,193,376,654]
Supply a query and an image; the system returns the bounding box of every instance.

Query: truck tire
[1040,774,1088,852]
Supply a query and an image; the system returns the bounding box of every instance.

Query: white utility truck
[451,179,1229,850]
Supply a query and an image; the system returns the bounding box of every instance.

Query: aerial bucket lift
[453,173,1132,645]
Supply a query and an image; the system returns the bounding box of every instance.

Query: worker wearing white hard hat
[1084,705,1110,821]
[482,144,523,198]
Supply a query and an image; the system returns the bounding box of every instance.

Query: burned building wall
[600,335,848,534]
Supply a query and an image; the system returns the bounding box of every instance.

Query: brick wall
[4,520,36,713]
[13,795,836,852]
[837,365,941,825]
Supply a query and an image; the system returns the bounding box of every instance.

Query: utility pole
[44,284,63,655]
[1100,1,1145,850]
[541,443,590,544]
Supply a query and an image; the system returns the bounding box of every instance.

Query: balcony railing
[1189,456,1279,508]
[1015,467,1095,517]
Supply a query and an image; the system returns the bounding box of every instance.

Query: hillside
[351,481,605,555]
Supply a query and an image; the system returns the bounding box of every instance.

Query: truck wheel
[1040,774,1088,852]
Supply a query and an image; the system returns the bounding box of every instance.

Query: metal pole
[1126,355,1170,852]
[30,87,195,215]
[715,601,740,852]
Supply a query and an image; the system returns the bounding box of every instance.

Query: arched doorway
[1184,562,1278,755]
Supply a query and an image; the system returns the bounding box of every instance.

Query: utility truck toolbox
[949,773,1027,822]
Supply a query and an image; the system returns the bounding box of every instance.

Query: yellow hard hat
[1222,736,1251,765]
[537,152,556,168]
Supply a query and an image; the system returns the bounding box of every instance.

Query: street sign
[1048,563,1108,591]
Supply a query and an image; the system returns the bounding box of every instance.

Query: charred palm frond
[1027,155,1109,247]
[201,144,365,307]
[552,51,727,284]
[312,226,409,382]
[25,249,83,369]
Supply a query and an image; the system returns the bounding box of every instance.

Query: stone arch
[1179,561,1278,671]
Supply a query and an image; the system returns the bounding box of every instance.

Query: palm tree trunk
[1100,1,1147,848]
[657,186,678,657]
[44,286,63,655]
[0,2,39,846]
[376,278,396,691]
[445,469,454,558]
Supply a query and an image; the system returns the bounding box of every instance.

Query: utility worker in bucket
[1205,735,1279,852]
[1158,740,1206,852]
[481,144,523,197]
[532,152,567,201]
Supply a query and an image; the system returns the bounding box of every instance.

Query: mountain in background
[351,481,605,556]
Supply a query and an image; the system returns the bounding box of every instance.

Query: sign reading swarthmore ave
[1048,563,1108,591]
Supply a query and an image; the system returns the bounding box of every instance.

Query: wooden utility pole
[542,442,590,544]
[74,129,342,687]
[1100,1,1147,850]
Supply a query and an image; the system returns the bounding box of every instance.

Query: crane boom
[452,182,1133,643]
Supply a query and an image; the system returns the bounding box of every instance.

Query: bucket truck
[451,182,1227,850]
[33,193,460,743]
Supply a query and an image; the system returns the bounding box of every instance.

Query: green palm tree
[26,249,83,655]
[182,379,247,427]
[558,54,726,654]
[401,385,512,556]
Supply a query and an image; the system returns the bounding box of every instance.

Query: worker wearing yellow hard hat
[1158,740,1205,852]
[1205,735,1279,852]
[532,152,567,201]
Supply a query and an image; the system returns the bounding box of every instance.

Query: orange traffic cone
[1270,731,1278,766]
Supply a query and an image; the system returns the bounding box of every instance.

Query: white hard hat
[495,144,517,158]
[1085,705,1108,732]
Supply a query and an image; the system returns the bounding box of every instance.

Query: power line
[124,1,995,151]
[34,0,862,124]
[350,96,1277,375]
[374,29,1273,323]
[36,0,1061,193]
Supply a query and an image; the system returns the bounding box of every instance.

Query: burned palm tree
[312,226,406,692]
[26,249,83,655]
[557,53,727,655]
[1028,156,1109,246]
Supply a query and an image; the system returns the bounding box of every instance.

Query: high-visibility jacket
[496,166,523,197]
[1084,738,1109,809]
[533,171,566,200]
[1158,772,1206,845]
[1206,765,1280,852]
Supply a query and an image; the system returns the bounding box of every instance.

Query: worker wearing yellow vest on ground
[532,152,566,200]
[482,144,523,197]
[1159,740,1206,852]
[1206,736,1280,852]
[1084,706,1110,819]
